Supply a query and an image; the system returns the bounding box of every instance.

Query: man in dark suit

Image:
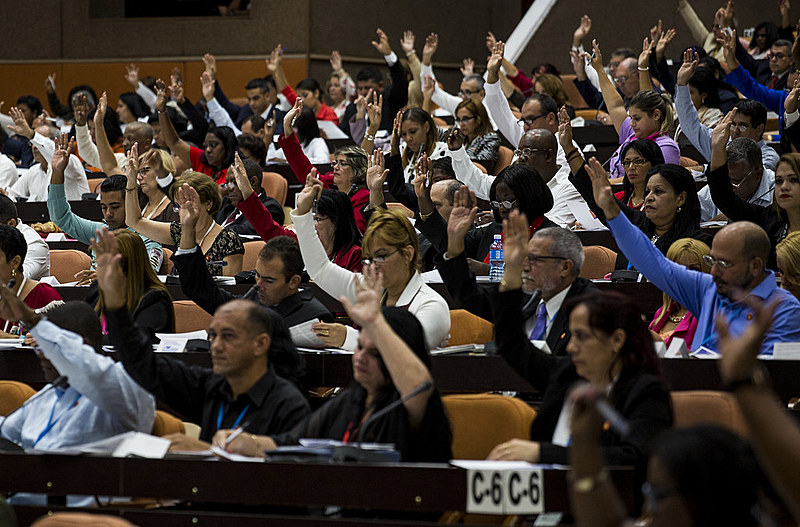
[439,225,596,356]
[173,235,332,328]
[736,38,793,90]
[216,158,284,235]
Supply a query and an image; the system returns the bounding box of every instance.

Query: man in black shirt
[96,228,309,450]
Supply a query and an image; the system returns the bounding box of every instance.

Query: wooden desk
[52,284,254,303]
[0,453,634,525]
[17,200,103,223]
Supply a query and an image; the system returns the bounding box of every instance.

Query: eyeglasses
[769,52,788,60]
[458,89,481,97]
[455,115,476,125]
[220,181,237,190]
[731,121,753,132]
[730,170,754,189]
[702,254,741,269]
[613,75,630,84]
[514,147,551,157]
[526,254,566,265]
[331,160,351,168]
[362,248,399,265]
[621,158,649,168]
[518,113,548,126]
[137,166,151,176]
[490,199,518,210]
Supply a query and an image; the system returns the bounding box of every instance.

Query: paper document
[568,202,607,231]
[289,319,326,348]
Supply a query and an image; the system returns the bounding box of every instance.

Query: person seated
[0,151,18,189]
[707,111,795,266]
[442,203,597,355]
[452,99,500,174]
[90,93,155,176]
[569,400,764,527]
[216,158,283,235]
[47,142,163,279]
[338,29,409,137]
[125,144,243,276]
[0,195,48,280]
[420,164,556,273]
[266,46,339,125]
[128,148,180,224]
[116,92,151,131]
[584,148,800,355]
[777,231,800,300]
[72,93,126,172]
[676,49,779,171]
[397,107,449,184]
[487,217,671,465]
[97,229,310,450]
[277,100,370,232]
[533,73,576,119]
[0,225,62,337]
[735,34,793,90]
[45,81,96,123]
[291,172,450,350]
[328,50,357,120]
[268,106,330,165]
[0,298,155,452]
[86,228,174,342]
[236,132,267,167]
[585,41,679,180]
[215,267,452,463]
[4,110,89,201]
[172,185,331,326]
[1,95,42,169]
[610,139,665,213]
[701,137,774,222]
[648,238,711,350]
[156,80,236,185]
[673,49,723,148]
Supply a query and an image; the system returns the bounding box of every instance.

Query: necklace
[142,195,168,220]
[197,221,216,249]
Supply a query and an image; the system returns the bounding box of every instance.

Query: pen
[224,421,251,447]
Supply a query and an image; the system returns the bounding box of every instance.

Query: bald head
[517,129,558,182]
[718,222,771,264]
[616,58,640,99]
[216,299,273,337]
[123,122,153,155]
[710,221,770,298]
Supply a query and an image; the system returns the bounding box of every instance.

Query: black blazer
[491,288,673,467]
[171,246,333,326]
[215,191,285,236]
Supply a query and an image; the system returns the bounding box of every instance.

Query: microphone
[355,380,433,444]
[0,375,69,451]
[207,260,228,266]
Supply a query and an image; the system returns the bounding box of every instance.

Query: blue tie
[530,302,548,340]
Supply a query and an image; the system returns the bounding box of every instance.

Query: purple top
[609,117,681,178]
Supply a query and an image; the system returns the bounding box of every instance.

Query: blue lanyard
[216,402,250,432]
[34,391,82,447]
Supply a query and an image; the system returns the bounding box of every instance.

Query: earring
[677,206,682,212]
[11,269,16,278]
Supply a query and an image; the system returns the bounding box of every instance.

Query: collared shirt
[524,285,572,342]
[105,306,310,442]
[608,212,800,354]
[698,167,774,221]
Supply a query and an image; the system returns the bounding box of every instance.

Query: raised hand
[414,154,434,212]
[572,15,592,48]
[94,92,108,129]
[676,48,699,86]
[366,91,382,126]
[366,149,389,191]
[501,209,531,275]
[200,71,215,102]
[176,182,203,229]
[721,0,735,27]
[716,27,739,72]
[155,79,170,113]
[638,37,654,71]
[390,110,403,155]
[460,58,475,77]
[712,107,736,150]
[485,31,497,53]
[51,135,73,175]
[354,89,370,121]
[649,19,663,46]
[717,296,779,385]
[72,93,91,126]
[126,142,140,183]
[446,127,465,151]
[586,157,619,218]
[330,50,343,73]
[283,97,303,137]
[371,28,392,56]
[587,39,604,74]
[265,44,283,74]
[45,72,56,94]
[785,77,800,114]
[400,30,416,56]
[91,228,127,311]
[124,63,140,87]
[422,33,438,65]
[230,152,254,200]
[202,53,217,81]
[557,106,573,149]
[655,28,676,62]
[570,49,587,79]
[486,40,505,83]
[340,264,385,329]
[294,168,323,216]
[421,75,435,101]
[8,107,34,139]
[169,74,185,104]
[446,186,479,246]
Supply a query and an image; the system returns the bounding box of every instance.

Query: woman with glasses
[125,144,244,277]
[586,40,680,181]
[291,170,450,351]
[454,99,501,174]
[128,149,180,224]
[561,113,710,268]
[614,139,666,212]
[277,99,371,233]
[488,214,671,467]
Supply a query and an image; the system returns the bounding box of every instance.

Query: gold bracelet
[365,133,376,141]
[419,210,434,222]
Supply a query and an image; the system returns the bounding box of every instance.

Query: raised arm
[637,38,655,93]
[93,93,125,176]
[124,143,173,244]
[156,80,191,169]
[366,148,389,210]
[266,44,289,95]
[587,40,628,133]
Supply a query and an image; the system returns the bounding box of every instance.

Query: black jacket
[215,191,285,236]
[339,59,409,137]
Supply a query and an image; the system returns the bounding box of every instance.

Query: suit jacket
[736,39,787,89]
[171,246,333,326]
[438,252,596,355]
[339,59,409,137]
[216,191,284,236]
[491,288,673,468]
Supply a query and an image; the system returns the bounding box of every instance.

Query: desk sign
[452,461,544,514]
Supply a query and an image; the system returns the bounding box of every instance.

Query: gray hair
[462,74,485,89]
[533,227,585,277]
[726,137,762,170]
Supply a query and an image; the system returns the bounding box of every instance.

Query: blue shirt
[608,212,800,355]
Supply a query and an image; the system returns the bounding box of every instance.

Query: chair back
[242,240,266,272]
[31,512,138,526]
[494,145,514,174]
[152,410,185,436]
[86,177,106,194]
[580,245,617,279]
[172,300,213,333]
[448,310,493,346]
[261,171,288,206]
[49,250,92,283]
[443,393,536,459]
[159,247,174,275]
[671,390,748,436]
[0,380,36,416]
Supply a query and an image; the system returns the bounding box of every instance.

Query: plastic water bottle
[489,234,504,283]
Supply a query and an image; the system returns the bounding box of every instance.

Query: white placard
[459,462,544,515]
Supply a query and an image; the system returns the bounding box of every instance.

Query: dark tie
[769,75,779,89]
[223,210,238,227]
[529,303,548,340]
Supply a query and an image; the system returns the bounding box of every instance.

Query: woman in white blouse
[291,169,450,351]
